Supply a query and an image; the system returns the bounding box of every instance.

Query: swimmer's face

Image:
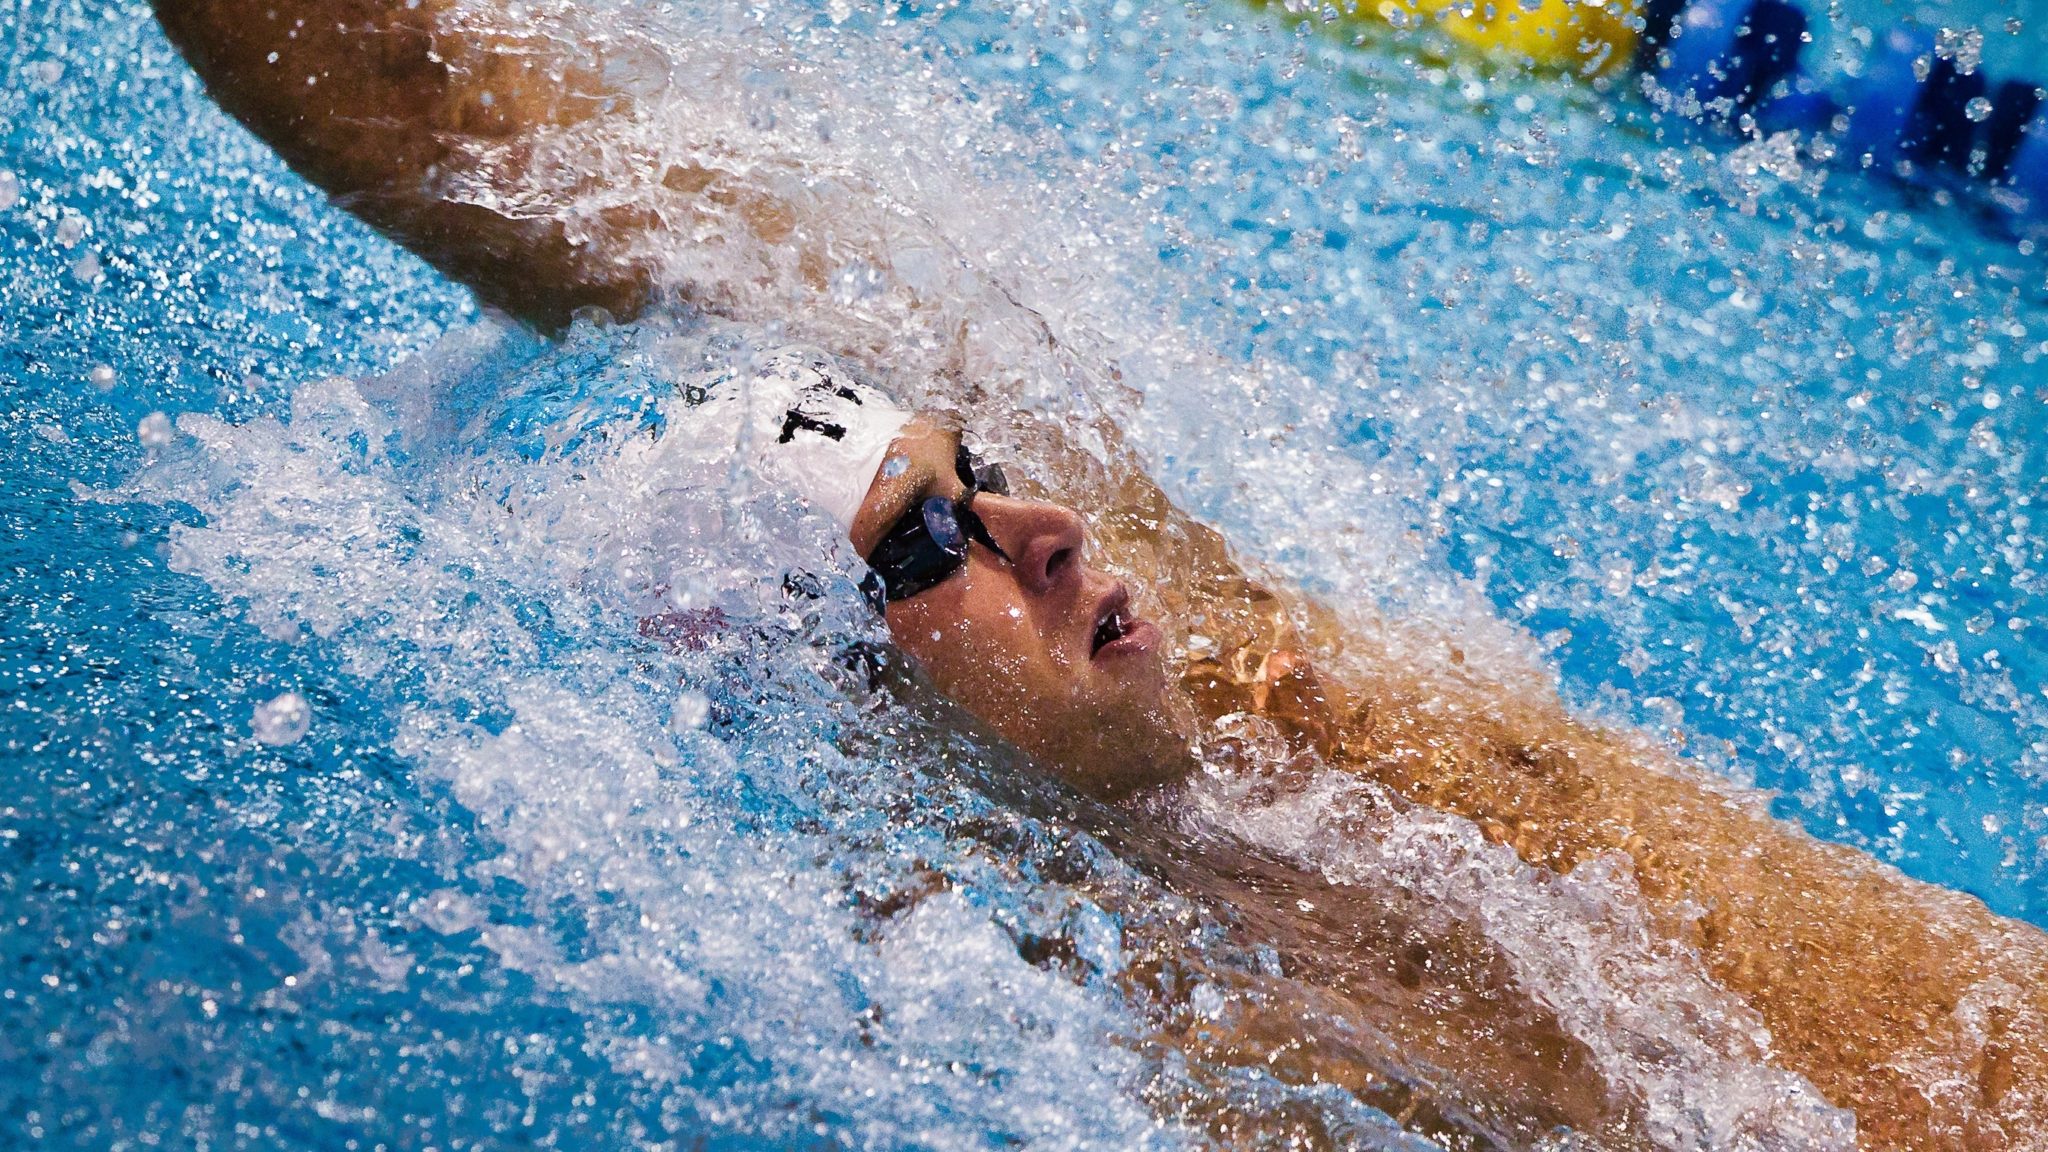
[850,418,1182,796]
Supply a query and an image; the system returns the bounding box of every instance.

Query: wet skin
[848,417,1191,798]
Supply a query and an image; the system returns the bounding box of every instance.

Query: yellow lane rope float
[1312,0,1643,77]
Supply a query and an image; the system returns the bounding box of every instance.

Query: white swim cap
[686,346,912,537]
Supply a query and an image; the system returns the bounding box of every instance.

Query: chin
[1049,696,1188,801]
[1084,634,1169,701]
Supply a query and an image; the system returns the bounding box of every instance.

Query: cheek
[886,585,1051,697]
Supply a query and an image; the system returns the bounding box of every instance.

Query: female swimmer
[153,1,2048,1146]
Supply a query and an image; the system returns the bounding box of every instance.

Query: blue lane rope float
[1646,0,1808,119]
[1263,0,2043,233]
[1632,0,2047,233]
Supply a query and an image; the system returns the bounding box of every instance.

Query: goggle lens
[864,444,1010,606]
[922,496,969,556]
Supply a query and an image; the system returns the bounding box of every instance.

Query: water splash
[9,0,2048,1146]
[109,323,1205,1149]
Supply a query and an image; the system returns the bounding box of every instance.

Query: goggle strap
[956,497,1010,564]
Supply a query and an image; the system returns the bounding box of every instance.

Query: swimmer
[154,1,2048,1146]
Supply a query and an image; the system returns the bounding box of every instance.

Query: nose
[976,495,1086,595]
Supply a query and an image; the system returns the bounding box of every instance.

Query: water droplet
[0,171,18,212]
[670,691,711,732]
[1966,97,1994,123]
[88,364,116,391]
[1935,27,1983,74]
[54,215,86,247]
[251,691,312,745]
[70,251,102,283]
[136,411,173,447]
[881,454,910,479]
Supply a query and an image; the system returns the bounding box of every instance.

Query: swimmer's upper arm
[155,0,649,328]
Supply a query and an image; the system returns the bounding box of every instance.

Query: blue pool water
[4,1,2046,1149]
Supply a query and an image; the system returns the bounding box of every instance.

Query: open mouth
[1090,585,1145,658]
[1092,606,1132,656]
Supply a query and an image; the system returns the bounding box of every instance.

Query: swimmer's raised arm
[155,0,828,332]
[155,0,617,328]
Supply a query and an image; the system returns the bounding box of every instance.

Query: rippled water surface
[4,1,2047,1148]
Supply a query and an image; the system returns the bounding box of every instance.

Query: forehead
[851,418,963,555]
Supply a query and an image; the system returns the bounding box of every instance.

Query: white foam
[115,327,1195,1149]
[1179,751,1857,1149]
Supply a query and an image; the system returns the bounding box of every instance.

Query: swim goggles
[863,444,1012,605]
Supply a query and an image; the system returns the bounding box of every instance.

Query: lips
[1089,583,1157,660]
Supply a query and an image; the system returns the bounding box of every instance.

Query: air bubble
[54,215,85,247]
[251,691,312,745]
[0,171,18,212]
[664,574,713,611]
[1965,97,1993,123]
[412,890,482,936]
[88,364,115,391]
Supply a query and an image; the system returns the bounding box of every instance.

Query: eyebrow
[872,428,964,543]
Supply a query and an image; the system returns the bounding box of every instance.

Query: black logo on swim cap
[774,371,866,444]
[778,409,847,443]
